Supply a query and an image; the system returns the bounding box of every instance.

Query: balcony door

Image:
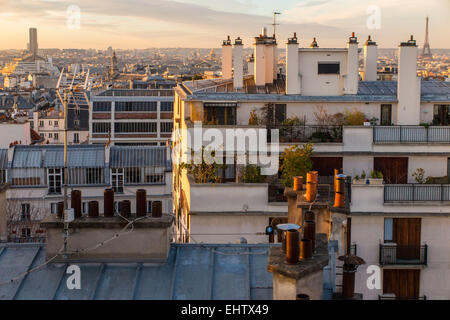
[374,157,408,184]
[385,218,421,261]
[380,104,392,125]
[383,269,420,300]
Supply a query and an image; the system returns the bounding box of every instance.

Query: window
[433,105,450,126]
[73,133,79,143]
[204,105,236,125]
[40,133,44,139]
[111,168,124,193]
[54,121,59,127]
[275,104,286,124]
[93,101,111,112]
[50,202,57,214]
[49,121,52,126]
[21,228,31,238]
[318,62,340,74]
[114,122,157,133]
[115,101,157,112]
[381,104,392,125]
[48,133,53,138]
[92,122,111,133]
[48,168,62,194]
[74,120,80,127]
[54,133,59,140]
[82,202,88,214]
[160,122,173,133]
[160,101,174,112]
[125,167,141,183]
[39,121,44,127]
[21,204,31,220]
[384,218,393,242]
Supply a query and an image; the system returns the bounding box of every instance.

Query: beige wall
[352,215,450,300]
[272,270,323,300]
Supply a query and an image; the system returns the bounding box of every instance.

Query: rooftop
[0,243,273,300]
[179,79,450,103]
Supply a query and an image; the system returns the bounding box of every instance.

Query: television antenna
[272,12,281,38]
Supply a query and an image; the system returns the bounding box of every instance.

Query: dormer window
[318,62,340,74]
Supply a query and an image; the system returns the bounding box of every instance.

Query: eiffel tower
[421,16,432,58]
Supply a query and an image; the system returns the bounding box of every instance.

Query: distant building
[90,88,174,146]
[28,28,38,55]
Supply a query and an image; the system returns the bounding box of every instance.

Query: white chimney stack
[363,35,378,81]
[265,40,274,84]
[222,36,232,79]
[286,33,300,95]
[233,37,244,89]
[345,32,359,94]
[397,35,421,125]
[254,35,266,87]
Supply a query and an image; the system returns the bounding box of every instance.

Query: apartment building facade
[171,31,449,299]
[90,89,174,146]
[0,144,172,242]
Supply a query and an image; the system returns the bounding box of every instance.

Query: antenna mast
[272,12,281,37]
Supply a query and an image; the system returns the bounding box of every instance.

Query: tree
[179,147,226,183]
[344,108,366,125]
[280,143,314,188]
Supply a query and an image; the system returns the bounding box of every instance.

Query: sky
[0,0,449,49]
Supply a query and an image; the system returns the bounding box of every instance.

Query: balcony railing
[268,125,343,143]
[384,184,450,202]
[379,244,427,265]
[378,295,427,300]
[374,126,450,143]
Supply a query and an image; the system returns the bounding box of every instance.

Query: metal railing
[268,125,343,143]
[378,295,427,300]
[379,244,427,265]
[7,236,46,243]
[374,126,450,143]
[384,184,450,202]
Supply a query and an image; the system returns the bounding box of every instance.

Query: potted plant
[352,175,365,185]
[369,170,384,184]
[360,170,369,184]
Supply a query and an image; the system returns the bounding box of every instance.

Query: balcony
[384,184,450,202]
[268,125,343,143]
[374,126,450,143]
[379,244,428,266]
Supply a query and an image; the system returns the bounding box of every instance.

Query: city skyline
[0,0,449,50]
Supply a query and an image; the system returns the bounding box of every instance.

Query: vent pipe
[300,238,312,259]
[104,188,115,217]
[136,189,147,217]
[120,200,131,218]
[71,190,82,219]
[334,174,346,208]
[152,201,163,218]
[293,176,303,191]
[305,171,318,202]
[303,220,316,252]
[88,201,99,218]
[286,229,300,264]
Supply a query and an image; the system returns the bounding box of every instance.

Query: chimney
[265,41,274,84]
[286,229,300,264]
[273,36,278,81]
[363,35,378,81]
[305,171,318,202]
[136,189,147,217]
[222,35,233,79]
[345,32,359,94]
[247,54,254,76]
[397,35,421,125]
[254,35,266,87]
[286,32,300,94]
[334,174,346,208]
[104,188,115,217]
[233,37,244,89]
[41,188,173,262]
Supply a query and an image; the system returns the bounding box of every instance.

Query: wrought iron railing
[379,244,427,265]
[384,184,450,202]
[374,126,450,143]
[268,125,343,143]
